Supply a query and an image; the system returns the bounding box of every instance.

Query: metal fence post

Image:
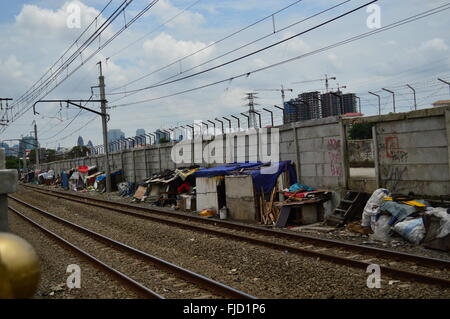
[0,148,18,232]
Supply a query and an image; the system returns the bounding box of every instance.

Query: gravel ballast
[12,186,450,299]
[8,211,143,299]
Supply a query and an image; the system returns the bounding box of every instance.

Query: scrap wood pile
[257,182,330,225]
[129,166,199,209]
[258,187,280,225]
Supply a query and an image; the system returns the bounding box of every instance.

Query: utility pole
[406,84,417,110]
[32,120,39,169]
[98,61,111,193]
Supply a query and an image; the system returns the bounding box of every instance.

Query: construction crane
[292,74,337,92]
[253,85,293,108]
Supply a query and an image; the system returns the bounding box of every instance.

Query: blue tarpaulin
[61,171,69,189]
[96,170,123,182]
[193,161,297,193]
[193,162,262,178]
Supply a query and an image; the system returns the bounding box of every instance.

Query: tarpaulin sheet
[96,170,122,182]
[242,161,297,193]
[193,161,297,193]
[61,171,69,189]
[193,163,262,178]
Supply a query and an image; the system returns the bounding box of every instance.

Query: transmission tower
[244,92,259,129]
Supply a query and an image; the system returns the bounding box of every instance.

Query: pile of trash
[127,166,199,210]
[359,188,450,251]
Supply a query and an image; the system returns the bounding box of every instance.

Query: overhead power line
[108,0,366,97]
[110,0,306,92]
[107,0,204,60]
[2,0,162,133]
[109,3,450,109]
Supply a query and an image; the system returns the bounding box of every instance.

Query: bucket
[219,206,227,220]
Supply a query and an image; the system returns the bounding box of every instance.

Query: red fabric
[284,191,320,198]
[177,183,190,193]
[78,165,89,173]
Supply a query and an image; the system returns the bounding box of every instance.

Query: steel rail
[22,184,450,269]
[17,186,450,287]
[8,195,257,299]
[9,206,163,299]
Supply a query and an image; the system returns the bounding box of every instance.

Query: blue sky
[1,0,449,148]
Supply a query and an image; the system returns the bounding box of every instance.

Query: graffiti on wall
[327,138,342,176]
[384,136,408,163]
[348,139,374,163]
[379,135,409,192]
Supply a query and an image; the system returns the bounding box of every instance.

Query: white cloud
[142,32,214,66]
[147,0,205,29]
[1,0,450,147]
[419,38,448,51]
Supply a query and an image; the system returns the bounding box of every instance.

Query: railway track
[19,184,450,288]
[8,195,256,299]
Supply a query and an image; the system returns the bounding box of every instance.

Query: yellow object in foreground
[199,209,216,217]
[383,197,427,207]
[0,232,40,299]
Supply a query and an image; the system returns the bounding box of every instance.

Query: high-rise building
[342,93,357,114]
[283,91,321,123]
[107,129,125,143]
[19,136,37,157]
[320,91,342,117]
[299,91,321,120]
[136,129,145,136]
[77,136,84,147]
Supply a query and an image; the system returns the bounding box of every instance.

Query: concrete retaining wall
[39,106,450,197]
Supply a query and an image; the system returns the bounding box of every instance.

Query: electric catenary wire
[110,0,306,92]
[108,0,363,97]
[109,3,450,109]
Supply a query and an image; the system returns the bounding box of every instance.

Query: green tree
[348,123,373,140]
[5,156,20,169]
[67,146,90,159]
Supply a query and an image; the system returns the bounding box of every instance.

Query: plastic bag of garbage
[361,188,389,228]
[370,215,392,242]
[393,217,426,245]
[425,207,450,238]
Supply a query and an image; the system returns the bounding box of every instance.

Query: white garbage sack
[361,188,389,228]
[370,215,392,242]
[393,217,426,245]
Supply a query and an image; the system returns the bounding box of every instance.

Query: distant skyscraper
[77,136,84,147]
[136,129,145,136]
[18,136,37,157]
[87,140,94,148]
[108,129,125,143]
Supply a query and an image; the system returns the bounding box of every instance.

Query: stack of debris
[349,188,450,252]
[129,166,199,209]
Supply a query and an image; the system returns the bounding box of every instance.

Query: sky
[0,0,449,148]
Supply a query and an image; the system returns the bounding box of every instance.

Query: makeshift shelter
[193,161,297,220]
[139,167,199,206]
[95,170,123,192]
[69,171,84,191]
